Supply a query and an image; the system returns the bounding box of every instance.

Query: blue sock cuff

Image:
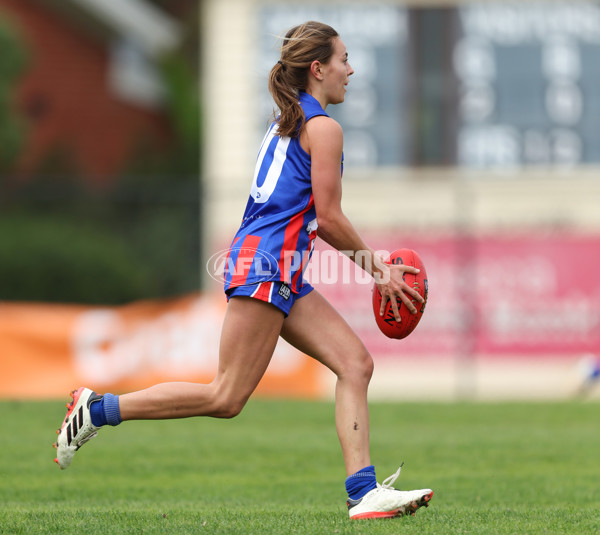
[346,465,376,480]
[103,393,122,426]
[89,398,106,427]
[345,465,378,500]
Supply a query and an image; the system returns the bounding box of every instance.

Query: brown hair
[268,21,339,138]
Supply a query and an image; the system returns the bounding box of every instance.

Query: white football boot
[347,464,433,520]
[53,387,101,469]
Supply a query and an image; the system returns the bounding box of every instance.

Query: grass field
[1,399,599,534]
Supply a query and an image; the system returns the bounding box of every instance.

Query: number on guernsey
[251,125,290,204]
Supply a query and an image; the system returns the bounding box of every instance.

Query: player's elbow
[316,218,335,244]
[316,211,343,237]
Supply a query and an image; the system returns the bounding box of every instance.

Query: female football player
[54,21,433,520]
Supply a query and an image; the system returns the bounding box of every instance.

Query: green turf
[0,399,599,534]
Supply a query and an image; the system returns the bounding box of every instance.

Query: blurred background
[1,0,599,401]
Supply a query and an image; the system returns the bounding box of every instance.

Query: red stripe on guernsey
[290,227,317,291]
[279,194,314,285]
[229,234,262,288]
[225,237,240,268]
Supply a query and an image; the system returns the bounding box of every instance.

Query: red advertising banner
[309,232,600,360]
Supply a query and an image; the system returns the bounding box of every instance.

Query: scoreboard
[455,2,600,167]
[258,2,600,167]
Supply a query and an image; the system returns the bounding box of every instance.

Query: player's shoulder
[305,115,343,141]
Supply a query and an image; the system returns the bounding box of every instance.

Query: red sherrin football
[372,248,428,339]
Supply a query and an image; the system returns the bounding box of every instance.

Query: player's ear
[310,60,324,81]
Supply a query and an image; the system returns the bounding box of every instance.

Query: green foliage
[0,8,202,305]
[1,400,598,534]
[0,213,153,304]
[158,52,201,175]
[0,180,200,304]
[122,30,201,179]
[0,14,28,170]
[0,15,26,80]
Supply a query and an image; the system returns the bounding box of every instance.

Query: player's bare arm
[305,116,422,318]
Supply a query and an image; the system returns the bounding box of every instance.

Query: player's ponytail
[268,21,338,138]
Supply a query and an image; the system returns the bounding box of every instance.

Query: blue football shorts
[225,280,314,316]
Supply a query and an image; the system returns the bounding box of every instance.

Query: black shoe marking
[346,497,363,510]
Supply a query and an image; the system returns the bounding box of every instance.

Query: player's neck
[304,87,329,110]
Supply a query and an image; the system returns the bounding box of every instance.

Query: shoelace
[379,462,405,489]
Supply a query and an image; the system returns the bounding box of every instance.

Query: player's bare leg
[118,297,285,420]
[281,289,433,519]
[54,297,284,469]
[280,289,373,476]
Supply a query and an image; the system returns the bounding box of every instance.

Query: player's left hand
[375,262,424,322]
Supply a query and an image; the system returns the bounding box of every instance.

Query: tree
[0,14,27,172]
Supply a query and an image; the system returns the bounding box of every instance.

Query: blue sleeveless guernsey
[224,91,333,294]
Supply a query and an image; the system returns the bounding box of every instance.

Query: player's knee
[359,351,375,383]
[341,348,374,385]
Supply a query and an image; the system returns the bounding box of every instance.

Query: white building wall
[201,0,261,260]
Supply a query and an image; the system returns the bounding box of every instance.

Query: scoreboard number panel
[455,2,600,167]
